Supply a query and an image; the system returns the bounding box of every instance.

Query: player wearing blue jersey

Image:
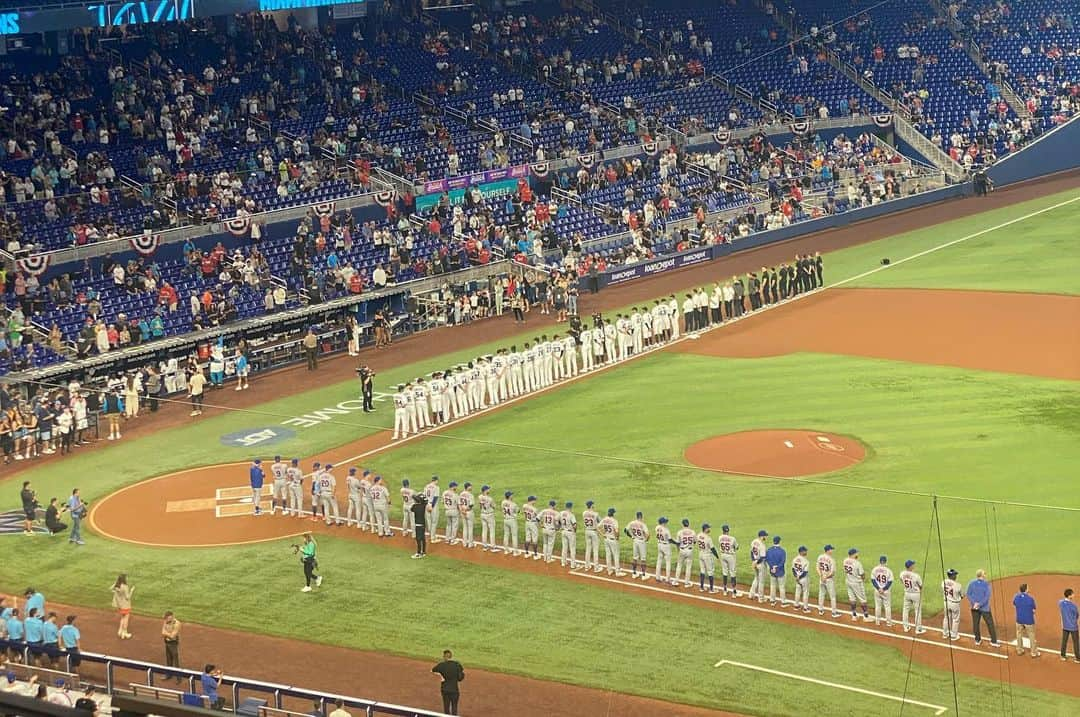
[765,536,787,606]
[249,459,265,516]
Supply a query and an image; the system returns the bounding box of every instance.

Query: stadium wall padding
[987,115,1080,187]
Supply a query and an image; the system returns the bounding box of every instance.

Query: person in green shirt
[298,533,322,593]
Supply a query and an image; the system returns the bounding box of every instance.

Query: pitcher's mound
[685,430,866,478]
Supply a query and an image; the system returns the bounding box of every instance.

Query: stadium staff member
[298,533,322,593]
[431,649,465,715]
[1012,584,1038,658]
[162,612,182,680]
[410,491,429,558]
[303,328,319,371]
[967,569,999,646]
[1061,588,1080,662]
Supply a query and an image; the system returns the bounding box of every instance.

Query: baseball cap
[758,529,768,537]
[325,464,333,470]
[636,511,643,518]
[527,495,537,501]
[824,544,834,551]
[607,507,616,515]
[253,459,261,464]
[947,568,958,577]
[721,524,729,532]
[586,500,594,507]
[548,500,556,507]
[773,535,781,544]
[565,501,573,508]
[274,455,281,461]
[659,517,669,524]
[430,475,439,481]
[879,555,888,563]
[848,548,858,555]
[905,560,915,568]
[291,458,299,465]
[363,469,372,476]
[402,479,410,487]
[682,518,690,526]
[702,523,710,530]
[449,481,458,488]
[348,467,357,474]
[464,482,472,489]
[481,485,490,492]
[504,490,513,498]
[798,545,807,553]
[374,476,382,483]
[313,462,321,468]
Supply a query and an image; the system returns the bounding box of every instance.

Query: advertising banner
[602,246,717,286]
[415,177,521,213]
[421,164,529,195]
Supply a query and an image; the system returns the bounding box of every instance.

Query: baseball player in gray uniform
[501,490,519,554]
[401,479,416,533]
[361,470,377,532]
[899,560,925,634]
[371,475,391,537]
[423,476,441,540]
[559,501,577,568]
[792,546,811,612]
[717,524,739,596]
[697,524,718,593]
[286,458,304,516]
[582,501,601,571]
[522,495,540,559]
[599,508,622,576]
[941,569,964,640]
[654,517,674,583]
[843,548,871,621]
[674,519,696,587]
[345,468,364,528]
[478,485,496,549]
[317,464,342,526]
[817,544,840,617]
[870,555,895,627]
[625,511,649,580]
[749,530,768,602]
[442,482,461,544]
[458,482,476,548]
[270,456,288,514]
[539,499,559,563]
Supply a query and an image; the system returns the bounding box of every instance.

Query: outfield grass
[3,187,1079,716]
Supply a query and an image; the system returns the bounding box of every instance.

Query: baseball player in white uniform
[270,456,288,514]
[654,517,674,583]
[361,470,377,532]
[674,518,696,587]
[478,485,496,549]
[484,358,498,407]
[522,496,540,559]
[458,482,476,547]
[749,530,769,602]
[558,501,577,568]
[579,326,593,372]
[400,479,416,533]
[792,546,811,612]
[615,315,630,360]
[582,500,600,571]
[602,320,616,363]
[501,490,519,555]
[942,569,964,640]
[317,464,341,526]
[899,560,925,633]
[468,361,483,409]
[403,382,418,434]
[412,379,430,430]
[521,343,535,393]
[668,295,680,339]
[870,556,895,627]
[551,335,564,382]
[442,482,461,544]
[370,475,390,536]
[817,544,840,617]
[423,476,441,540]
[392,385,410,440]
[346,468,364,527]
[697,523,718,593]
[429,372,446,424]
[493,351,509,402]
[630,308,643,354]
[540,336,554,386]
[508,346,523,396]
[625,511,649,580]
[844,548,871,621]
[563,333,577,376]
[591,324,605,367]
[285,458,304,517]
[717,524,739,596]
[539,499,559,563]
[599,508,622,576]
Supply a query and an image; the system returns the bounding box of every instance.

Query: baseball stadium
[0,1,1079,716]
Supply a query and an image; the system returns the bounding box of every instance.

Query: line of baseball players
[387,299,694,440]
[246,462,964,637]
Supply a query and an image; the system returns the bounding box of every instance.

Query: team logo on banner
[225,216,251,237]
[790,120,811,136]
[129,233,161,256]
[873,113,894,128]
[0,510,48,536]
[641,142,659,156]
[314,201,336,217]
[577,154,596,169]
[17,254,50,277]
[374,190,397,207]
[530,162,550,179]
[713,129,731,145]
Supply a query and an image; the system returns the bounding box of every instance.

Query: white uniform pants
[403,505,415,532]
[584,531,600,568]
[522,365,534,392]
[794,577,810,608]
[819,577,837,612]
[320,495,340,524]
[656,546,671,581]
[750,562,767,599]
[444,511,460,542]
[414,401,429,429]
[510,367,523,396]
[903,593,923,631]
[497,375,509,401]
[943,603,961,638]
[288,484,303,514]
[373,504,390,536]
[481,513,495,547]
[393,408,409,438]
[347,495,363,525]
[363,498,376,531]
[675,549,693,584]
[603,538,620,572]
[581,345,593,371]
[874,589,892,624]
[560,531,576,566]
[542,530,556,561]
[461,512,474,547]
[503,519,518,552]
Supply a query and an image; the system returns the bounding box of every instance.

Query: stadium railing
[3,645,447,717]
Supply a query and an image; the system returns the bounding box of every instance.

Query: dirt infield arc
[685,430,867,478]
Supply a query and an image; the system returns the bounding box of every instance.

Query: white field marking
[713,660,947,715]
[319,193,1080,472]
[568,570,1007,660]
[817,436,831,443]
[784,440,795,448]
[216,486,272,501]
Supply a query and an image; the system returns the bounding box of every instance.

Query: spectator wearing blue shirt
[966,569,999,647]
[5,609,24,658]
[58,615,81,669]
[765,535,787,606]
[23,608,44,655]
[201,664,224,710]
[23,589,44,620]
[41,613,61,666]
[249,459,265,516]
[1061,588,1080,662]
[1012,583,1038,658]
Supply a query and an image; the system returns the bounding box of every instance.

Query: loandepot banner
[604,246,715,286]
[415,177,521,213]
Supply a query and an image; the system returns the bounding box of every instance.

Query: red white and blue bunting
[129,233,161,256]
[873,113,894,128]
[713,129,731,145]
[790,119,812,136]
[530,162,550,179]
[641,141,659,156]
[576,153,597,169]
[314,201,337,217]
[373,190,398,207]
[17,254,50,277]
[225,216,251,237]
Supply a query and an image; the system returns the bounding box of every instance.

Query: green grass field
[3,189,1080,716]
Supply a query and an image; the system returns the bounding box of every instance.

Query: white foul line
[260,191,1074,497]
[713,660,948,715]
[568,570,1007,660]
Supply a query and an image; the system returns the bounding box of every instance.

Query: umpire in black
[432,649,465,715]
